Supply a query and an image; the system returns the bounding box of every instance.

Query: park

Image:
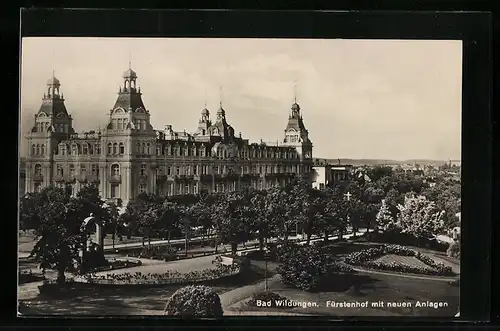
[18,165,461,317]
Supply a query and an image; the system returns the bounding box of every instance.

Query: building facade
[311,163,351,190]
[24,66,313,205]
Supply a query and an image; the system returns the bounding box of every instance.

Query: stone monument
[80,213,107,272]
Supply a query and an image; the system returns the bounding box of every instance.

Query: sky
[19,38,462,161]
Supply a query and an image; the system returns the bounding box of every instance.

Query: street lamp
[264,246,270,291]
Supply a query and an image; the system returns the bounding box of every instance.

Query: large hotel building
[24,66,314,205]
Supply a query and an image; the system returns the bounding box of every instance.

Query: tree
[159,200,181,243]
[136,203,162,248]
[212,191,252,255]
[375,199,394,231]
[291,180,322,245]
[395,194,445,240]
[21,184,108,284]
[318,187,344,241]
[249,189,273,250]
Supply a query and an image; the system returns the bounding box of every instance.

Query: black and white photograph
[18,37,462,317]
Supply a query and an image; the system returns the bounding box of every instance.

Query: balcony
[87,175,100,183]
[54,175,65,183]
[109,175,122,183]
[33,174,43,182]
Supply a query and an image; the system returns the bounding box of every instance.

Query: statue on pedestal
[80,213,107,273]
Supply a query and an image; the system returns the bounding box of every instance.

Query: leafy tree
[249,189,274,250]
[136,203,162,247]
[21,184,108,284]
[366,165,394,182]
[395,194,445,240]
[375,199,394,231]
[291,180,322,245]
[212,191,252,255]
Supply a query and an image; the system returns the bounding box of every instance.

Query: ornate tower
[102,64,156,204]
[24,73,74,194]
[196,103,212,136]
[282,93,313,178]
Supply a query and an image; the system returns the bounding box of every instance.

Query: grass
[234,241,460,317]
[18,264,268,316]
[234,271,459,317]
[374,254,435,271]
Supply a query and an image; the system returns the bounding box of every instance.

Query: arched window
[140,164,147,176]
[107,143,112,155]
[72,144,78,155]
[34,164,42,175]
[111,164,120,176]
[41,144,45,156]
[36,144,40,155]
[136,142,141,153]
[31,145,36,156]
[113,143,118,155]
[141,143,146,154]
[156,145,161,155]
[119,143,125,155]
[146,143,151,155]
[82,143,88,155]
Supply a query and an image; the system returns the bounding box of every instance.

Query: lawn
[18,264,269,316]
[232,271,459,317]
[374,254,435,272]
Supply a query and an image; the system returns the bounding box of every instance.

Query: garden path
[351,267,457,282]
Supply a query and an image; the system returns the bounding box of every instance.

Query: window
[193,165,197,175]
[185,184,190,194]
[56,164,64,176]
[177,185,181,195]
[146,143,151,155]
[319,183,325,190]
[141,143,146,154]
[41,144,45,156]
[31,145,36,156]
[72,144,78,155]
[140,164,146,176]
[139,184,147,194]
[36,145,40,155]
[193,183,198,195]
[69,164,75,177]
[80,164,87,174]
[156,145,161,155]
[82,144,88,155]
[136,142,141,153]
[95,144,101,155]
[91,164,99,176]
[111,164,120,176]
[34,164,42,175]
[119,143,125,155]
[167,166,171,176]
[113,143,118,155]
[107,143,112,155]
[111,184,119,198]
[176,166,180,175]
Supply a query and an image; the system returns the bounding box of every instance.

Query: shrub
[277,244,354,291]
[247,291,290,308]
[164,285,223,317]
[133,245,178,261]
[446,241,460,259]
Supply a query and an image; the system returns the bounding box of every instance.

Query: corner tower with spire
[282,82,313,177]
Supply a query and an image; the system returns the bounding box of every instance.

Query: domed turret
[46,76,60,86]
[122,68,137,79]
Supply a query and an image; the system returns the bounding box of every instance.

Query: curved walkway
[351,267,457,282]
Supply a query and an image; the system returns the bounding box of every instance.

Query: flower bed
[78,265,240,285]
[343,244,454,276]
